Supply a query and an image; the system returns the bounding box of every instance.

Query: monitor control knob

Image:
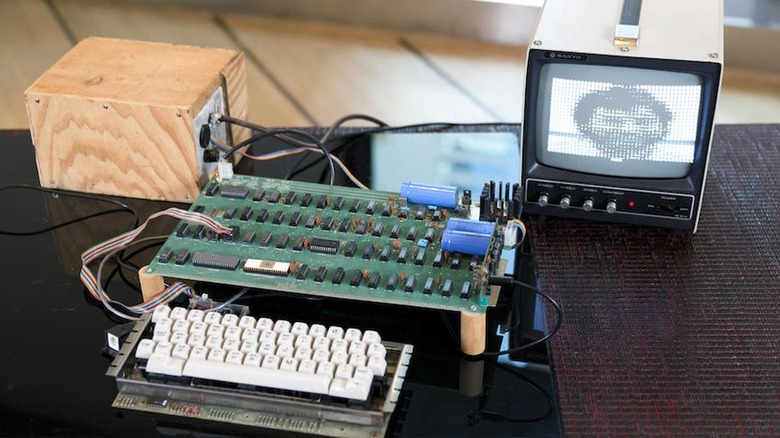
[560,196,571,209]
[538,194,549,207]
[582,199,594,212]
[606,201,617,214]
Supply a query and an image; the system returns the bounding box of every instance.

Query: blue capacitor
[444,218,495,236]
[400,182,458,208]
[441,229,492,256]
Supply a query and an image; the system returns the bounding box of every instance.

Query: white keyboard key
[258,342,276,356]
[312,349,331,363]
[259,330,277,344]
[280,357,299,372]
[172,344,191,360]
[335,363,355,380]
[187,333,205,347]
[190,322,207,336]
[277,333,295,346]
[309,324,326,338]
[226,350,244,365]
[203,312,222,325]
[326,326,344,340]
[223,339,240,352]
[146,353,185,377]
[241,327,260,342]
[208,348,226,362]
[317,361,335,378]
[328,377,370,400]
[225,326,242,341]
[262,355,280,369]
[366,343,386,359]
[171,320,190,334]
[348,353,367,368]
[221,314,239,327]
[367,356,387,376]
[294,346,313,361]
[154,341,173,356]
[154,318,172,336]
[244,353,262,367]
[299,359,317,374]
[170,307,188,321]
[362,330,381,345]
[136,339,156,359]
[353,366,374,384]
[330,339,348,353]
[349,341,367,355]
[206,324,225,338]
[294,334,313,349]
[186,309,205,323]
[240,340,259,354]
[170,332,187,346]
[276,344,294,358]
[291,322,309,336]
[153,332,170,343]
[331,351,349,365]
[256,317,273,331]
[190,346,208,361]
[238,315,257,329]
[344,328,362,343]
[151,305,171,323]
[312,337,330,351]
[273,320,292,334]
[182,358,331,395]
[205,336,223,350]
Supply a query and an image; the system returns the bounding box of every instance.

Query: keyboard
[140,304,388,401]
[107,303,413,436]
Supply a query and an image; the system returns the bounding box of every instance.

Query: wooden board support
[460,311,486,356]
[138,265,165,303]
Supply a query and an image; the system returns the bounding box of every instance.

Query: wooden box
[25,37,250,202]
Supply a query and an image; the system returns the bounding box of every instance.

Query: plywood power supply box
[25,37,251,202]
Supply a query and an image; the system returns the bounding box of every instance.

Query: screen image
[536,63,703,178]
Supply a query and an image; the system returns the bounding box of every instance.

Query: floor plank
[53,0,311,127]
[718,68,780,124]
[0,0,72,129]
[402,34,527,122]
[222,14,497,126]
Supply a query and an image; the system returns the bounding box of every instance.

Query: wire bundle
[79,207,232,320]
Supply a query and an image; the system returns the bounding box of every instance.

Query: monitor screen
[536,63,703,179]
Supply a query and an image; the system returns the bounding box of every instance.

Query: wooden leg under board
[460,311,486,356]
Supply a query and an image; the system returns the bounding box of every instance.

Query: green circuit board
[148,175,501,313]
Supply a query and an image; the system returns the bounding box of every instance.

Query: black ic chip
[309,238,340,255]
[221,185,250,199]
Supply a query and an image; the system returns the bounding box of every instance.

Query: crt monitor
[521,0,723,231]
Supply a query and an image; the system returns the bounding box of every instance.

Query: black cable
[481,363,556,423]
[283,113,388,182]
[221,128,337,185]
[0,184,139,235]
[287,121,518,181]
[481,276,563,357]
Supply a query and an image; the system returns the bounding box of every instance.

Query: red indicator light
[628,201,635,208]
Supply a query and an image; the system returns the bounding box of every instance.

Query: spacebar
[182,359,331,395]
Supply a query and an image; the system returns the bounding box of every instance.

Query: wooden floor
[3,0,780,130]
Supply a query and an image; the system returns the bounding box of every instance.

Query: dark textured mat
[528,124,780,436]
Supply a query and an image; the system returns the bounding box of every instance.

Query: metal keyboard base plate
[107,313,413,437]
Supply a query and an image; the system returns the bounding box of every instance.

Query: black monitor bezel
[522,49,722,195]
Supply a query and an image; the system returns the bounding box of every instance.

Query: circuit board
[148,175,502,313]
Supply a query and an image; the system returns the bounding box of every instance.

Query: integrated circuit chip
[310,238,340,255]
[192,252,240,270]
[243,259,290,276]
[220,185,250,199]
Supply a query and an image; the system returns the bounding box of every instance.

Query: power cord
[481,276,563,357]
